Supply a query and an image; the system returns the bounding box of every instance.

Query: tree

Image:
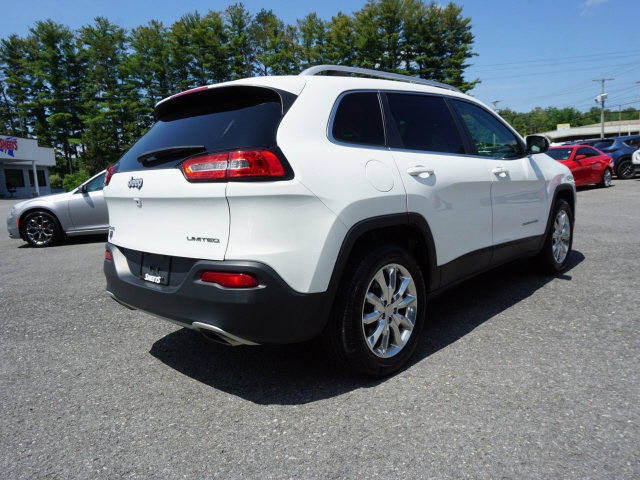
[225,3,254,79]
[325,13,356,65]
[78,17,130,173]
[298,13,327,68]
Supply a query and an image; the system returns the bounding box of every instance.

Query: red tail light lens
[601,149,615,153]
[104,164,119,185]
[182,153,229,181]
[105,249,113,261]
[201,271,260,288]
[181,150,285,182]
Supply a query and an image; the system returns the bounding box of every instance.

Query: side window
[386,93,466,154]
[85,173,106,192]
[452,100,524,159]
[576,147,597,158]
[624,137,640,148]
[332,92,385,147]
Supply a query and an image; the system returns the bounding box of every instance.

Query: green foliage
[62,169,90,191]
[48,173,62,190]
[498,105,640,137]
[1,1,480,175]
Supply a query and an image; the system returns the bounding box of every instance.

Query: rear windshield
[117,86,285,172]
[547,148,573,160]
[593,140,614,149]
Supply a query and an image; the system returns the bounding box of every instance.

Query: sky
[1,0,639,114]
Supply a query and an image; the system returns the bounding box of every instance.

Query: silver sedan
[6,170,108,247]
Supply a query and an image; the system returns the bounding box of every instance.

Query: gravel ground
[0,179,638,479]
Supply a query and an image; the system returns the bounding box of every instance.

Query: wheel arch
[18,207,63,240]
[325,213,439,302]
[538,185,575,252]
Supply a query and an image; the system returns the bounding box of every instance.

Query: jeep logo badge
[128,177,143,189]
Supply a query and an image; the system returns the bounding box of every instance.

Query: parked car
[6,170,108,247]
[575,136,640,179]
[103,65,576,377]
[546,145,613,187]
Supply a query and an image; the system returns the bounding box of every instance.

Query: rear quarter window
[331,92,385,147]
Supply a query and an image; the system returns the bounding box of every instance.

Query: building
[541,119,640,144]
[1,135,55,199]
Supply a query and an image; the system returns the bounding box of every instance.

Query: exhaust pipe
[191,322,259,347]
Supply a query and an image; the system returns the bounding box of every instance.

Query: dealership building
[1,135,55,199]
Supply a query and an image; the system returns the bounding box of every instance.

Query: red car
[547,145,614,187]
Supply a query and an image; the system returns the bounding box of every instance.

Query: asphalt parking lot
[1,179,638,479]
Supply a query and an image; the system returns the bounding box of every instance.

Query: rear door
[383,92,494,279]
[104,86,288,261]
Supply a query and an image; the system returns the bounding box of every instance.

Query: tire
[323,245,426,377]
[22,211,62,247]
[599,168,612,188]
[537,199,573,274]
[616,158,635,180]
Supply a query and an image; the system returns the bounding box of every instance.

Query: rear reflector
[105,249,113,261]
[181,150,285,182]
[201,271,259,288]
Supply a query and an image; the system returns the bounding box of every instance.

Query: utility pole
[491,100,501,112]
[618,105,622,136]
[593,78,614,139]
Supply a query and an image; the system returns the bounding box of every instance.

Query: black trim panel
[104,243,329,344]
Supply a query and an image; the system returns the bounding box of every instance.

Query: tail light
[601,148,615,153]
[104,164,119,185]
[181,150,285,182]
[105,248,112,261]
[201,271,260,288]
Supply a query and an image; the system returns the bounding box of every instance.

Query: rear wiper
[138,145,206,164]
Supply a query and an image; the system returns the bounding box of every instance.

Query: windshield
[547,148,573,160]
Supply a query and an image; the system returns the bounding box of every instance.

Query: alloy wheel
[551,210,571,264]
[361,263,417,358]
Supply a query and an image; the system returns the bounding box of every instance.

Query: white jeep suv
[103,65,575,377]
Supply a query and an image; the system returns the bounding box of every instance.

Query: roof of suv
[156,66,472,110]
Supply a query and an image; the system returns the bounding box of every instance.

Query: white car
[103,65,576,376]
[632,148,640,166]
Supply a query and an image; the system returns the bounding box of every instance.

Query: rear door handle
[492,166,508,178]
[407,166,435,178]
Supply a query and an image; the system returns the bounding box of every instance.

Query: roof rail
[299,64,461,93]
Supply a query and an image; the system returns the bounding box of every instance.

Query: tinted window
[386,93,465,154]
[623,137,640,148]
[547,148,573,160]
[576,147,598,158]
[593,140,614,149]
[5,169,25,188]
[332,92,385,147]
[117,87,284,173]
[452,100,524,159]
[85,173,106,192]
[28,169,47,187]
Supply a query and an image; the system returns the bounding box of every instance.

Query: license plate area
[140,253,171,285]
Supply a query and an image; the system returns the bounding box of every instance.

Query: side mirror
[78,183,87,194]
[525,135,550,154]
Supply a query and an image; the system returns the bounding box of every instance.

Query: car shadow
[149,251,585,405]
[17,234,107,248]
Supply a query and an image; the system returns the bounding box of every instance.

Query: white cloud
[581,0,612,15]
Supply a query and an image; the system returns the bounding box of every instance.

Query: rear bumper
[103,243,331,345]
